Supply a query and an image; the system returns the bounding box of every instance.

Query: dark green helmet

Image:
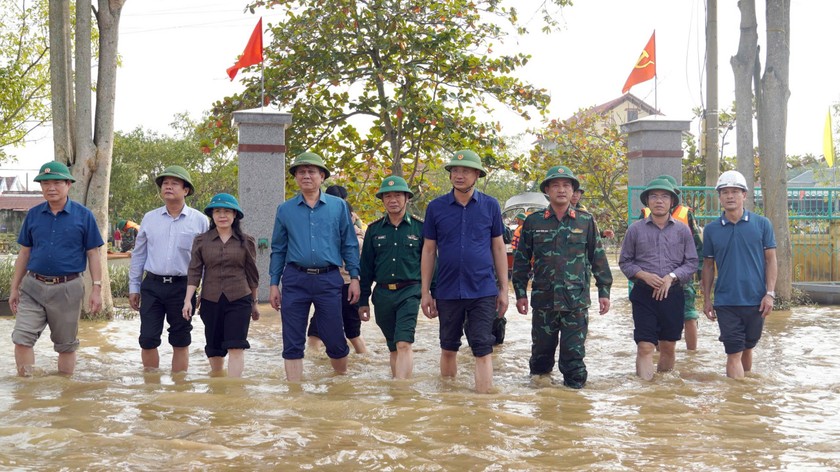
[376,176,414,199]
[155,165,195,196]
[640,178,680,207]
[288,152,330,179]
[444,150,487,178]
[539,165,580,193]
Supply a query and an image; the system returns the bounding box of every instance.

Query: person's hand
[251,302,260,321]
[496,293,509,318]
[129,293,140,311]
[703,300,716,321]
[598,297,610,315]
[269,285,281,310]
[181,300,193,320]
[760,294,774,318]
[88,288,103,314]
[421,291,437,319]
[637,271,664,290]
[653,275,674,301]
[359,306,371,322]
[603,229,615,238]
[348,279,360,304]
[9,288,20,315]
[516,297,528,315]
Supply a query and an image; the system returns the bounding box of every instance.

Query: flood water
[1,270,839,471]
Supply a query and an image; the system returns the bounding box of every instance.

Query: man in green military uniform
[359,176,424,379]
[512,165,612,389]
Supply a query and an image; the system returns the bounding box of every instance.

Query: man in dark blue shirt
[269,152,360,381]
[9,161,104,376]
[420,150,509,393]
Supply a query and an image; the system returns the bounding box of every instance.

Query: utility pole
[705,0,720,187]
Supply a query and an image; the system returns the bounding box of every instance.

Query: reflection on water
[1,276,840,470]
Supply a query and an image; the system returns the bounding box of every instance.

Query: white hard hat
[715,170,748,191]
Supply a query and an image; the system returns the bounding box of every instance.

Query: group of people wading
[9,155,776,390]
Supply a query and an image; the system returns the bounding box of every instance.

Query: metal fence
[627,186,840,282]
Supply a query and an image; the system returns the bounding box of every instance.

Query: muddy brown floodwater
[1,270,839,470]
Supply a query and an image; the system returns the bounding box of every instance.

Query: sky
[6,0,840,182]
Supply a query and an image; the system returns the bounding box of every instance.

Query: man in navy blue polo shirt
[9,161,104,376]
[420,150,509,393]
[702,170,777,379]
[269,152,360,382]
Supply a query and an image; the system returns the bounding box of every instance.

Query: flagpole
[261,61,265,110]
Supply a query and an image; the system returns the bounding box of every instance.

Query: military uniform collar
[543,204,576,220]
[380,212,411,228]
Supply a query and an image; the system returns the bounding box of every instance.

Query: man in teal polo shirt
[9,161,104,376]
[359,176,424,379]
[420,150,509,393]
[702,170,777,379]
[269,152,360,381]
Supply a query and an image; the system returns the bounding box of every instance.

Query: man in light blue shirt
[702,170,777,379]
[269,152,360,381]
[129,166,208,373]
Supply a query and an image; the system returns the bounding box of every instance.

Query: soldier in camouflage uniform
[358,176,424,379]
[512,166,612,389]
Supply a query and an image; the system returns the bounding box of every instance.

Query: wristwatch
[668,272,677,280]
[766,291,776,298]
[92,280,102,286]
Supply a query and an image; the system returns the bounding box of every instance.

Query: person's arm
[701,258,716,320]
[760,248,778,318]
[86,247,103,313]
[512,220,532,315]
[268,207,287,310]
[491,235,509,317]
[358,229,375,323]
[420,238,438,319]
[9,246,31,315]
[183,236,205,319]
[588,219,612,315]
[245,236,260,320]
[673,226,699,283]
[128,217,149,311]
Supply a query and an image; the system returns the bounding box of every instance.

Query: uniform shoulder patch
[371,216,386,225]
[410,214,424,223]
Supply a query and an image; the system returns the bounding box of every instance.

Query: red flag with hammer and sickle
[622,31,656,94]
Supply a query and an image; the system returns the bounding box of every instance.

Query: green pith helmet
[155,165,195,196]
[539,165,580,193]
[204,193,244,220]
[444,150,487,178]
[655,174,681,195]
[515,212,527,221]
[117,219,127,230]
[34,161,75,182]
[376,176,414,199]
[574,187,585,195]
[640,178,680,207]
[288,152,330,179]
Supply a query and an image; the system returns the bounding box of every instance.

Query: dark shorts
[280,267,350,360]
[630,282,685,345]
[307,283,362,339]
[199,293,253,358]
[715,305,765,354]
[436,296,497,357]
[138,275,194,349]
[372,283,420,352]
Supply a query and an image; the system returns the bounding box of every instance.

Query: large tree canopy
[203,0,571,210]
[0,0,50,161]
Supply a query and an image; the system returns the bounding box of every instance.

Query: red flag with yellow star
[622,31,656,94]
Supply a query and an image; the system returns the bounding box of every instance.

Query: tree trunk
[757,0,792,300]
[49,0,73,162]
[731,0,758,210]
[48,0,125,318]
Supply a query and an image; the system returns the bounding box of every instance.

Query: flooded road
[1,272,839,471]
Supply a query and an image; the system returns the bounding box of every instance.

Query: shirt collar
[294,190,327,206]
[380,211,411,228]
[209,227,240,241]
[158,203,188,219]
[40,197,72,214]
[644,214,675,225]
[445,188,478,205]
[542,205,576,220]
[720,209,750,226]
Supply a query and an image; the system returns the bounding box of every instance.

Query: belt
[289,263,339,275]
[29,272,80,285]
[382,280,420,291]
[145,272,188,283]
